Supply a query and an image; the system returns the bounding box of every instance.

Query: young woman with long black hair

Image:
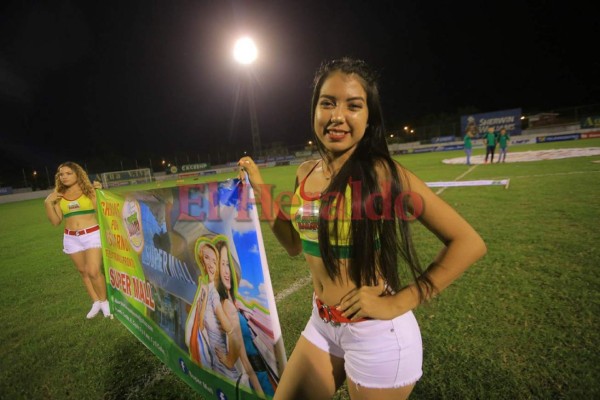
[238,58,486,400]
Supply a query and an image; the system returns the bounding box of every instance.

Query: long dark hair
[215,240,236,302]
[312,57,433,300]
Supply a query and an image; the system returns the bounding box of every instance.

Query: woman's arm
[390,167,487,315]
[238,156,302,256]
[44,191,63,226]
[90,181,102,210]
[338,164,487,320]
[214,300,241,368]
[196,285,209,331]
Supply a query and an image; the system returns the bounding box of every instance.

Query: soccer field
[1,139,599,399]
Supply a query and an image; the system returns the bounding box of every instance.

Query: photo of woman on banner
[185,238,245,380]
[185,241,216,367]
[215,239,270,397]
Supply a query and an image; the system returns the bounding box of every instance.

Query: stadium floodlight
[233,37,258,65]
[233,37,261,157]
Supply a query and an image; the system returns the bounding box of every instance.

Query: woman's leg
[83,247,107,301]
[274,336,346,400]
[342,312,422,400]
[347,378,415,400]
[69,251,100,301]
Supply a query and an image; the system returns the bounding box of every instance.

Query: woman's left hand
[337,280,399,320]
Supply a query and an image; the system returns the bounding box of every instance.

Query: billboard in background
[430,135,456,144]
[100,168,153,188]
[461,108,522,137]
[536,133,581,143]
[97,178,285,399]
[581,116,600,129]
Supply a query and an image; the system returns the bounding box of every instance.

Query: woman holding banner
[238,58,486,399]
[44,161,110,319]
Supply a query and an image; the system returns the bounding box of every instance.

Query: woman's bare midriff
[305,253,356,306]
[64,214,99,231]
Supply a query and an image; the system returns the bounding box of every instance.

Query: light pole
[233,37,261,158]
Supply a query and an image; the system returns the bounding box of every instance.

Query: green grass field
[1,139,599,399]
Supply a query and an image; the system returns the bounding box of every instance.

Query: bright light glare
[233,37,258,64]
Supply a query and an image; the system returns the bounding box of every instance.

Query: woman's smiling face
[313,71,369,156]
[202,246,218,281]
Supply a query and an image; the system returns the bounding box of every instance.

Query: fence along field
[0,139,599,399]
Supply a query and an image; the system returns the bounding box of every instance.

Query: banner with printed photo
[97,178,286,400]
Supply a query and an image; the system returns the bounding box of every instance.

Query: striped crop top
[59,194,96,218]
[289,161,353,258]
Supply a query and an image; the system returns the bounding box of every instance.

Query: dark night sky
[0,0,598,185]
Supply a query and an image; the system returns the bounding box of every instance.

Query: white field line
[487,170,600,180]
[275,275,312,303]
[435,165,478,195]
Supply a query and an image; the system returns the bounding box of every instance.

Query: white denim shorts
[63,229,102,254]
[301,297,423,388]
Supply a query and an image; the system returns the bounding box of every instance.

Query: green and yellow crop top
[289,161,353,258]
[59,194,96,218]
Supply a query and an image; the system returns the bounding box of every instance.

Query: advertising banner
[97,178,286,399]
[536,133,581,143]
[581,116,600,129]
[461,108,522,137]
[430,135,456,144]
[100,168,153,188]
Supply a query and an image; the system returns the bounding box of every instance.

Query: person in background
[484,126,497,163]
[497,128,510,162]
[44,161,110,319]
[238,57,486,399]
[464,127,475,165]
